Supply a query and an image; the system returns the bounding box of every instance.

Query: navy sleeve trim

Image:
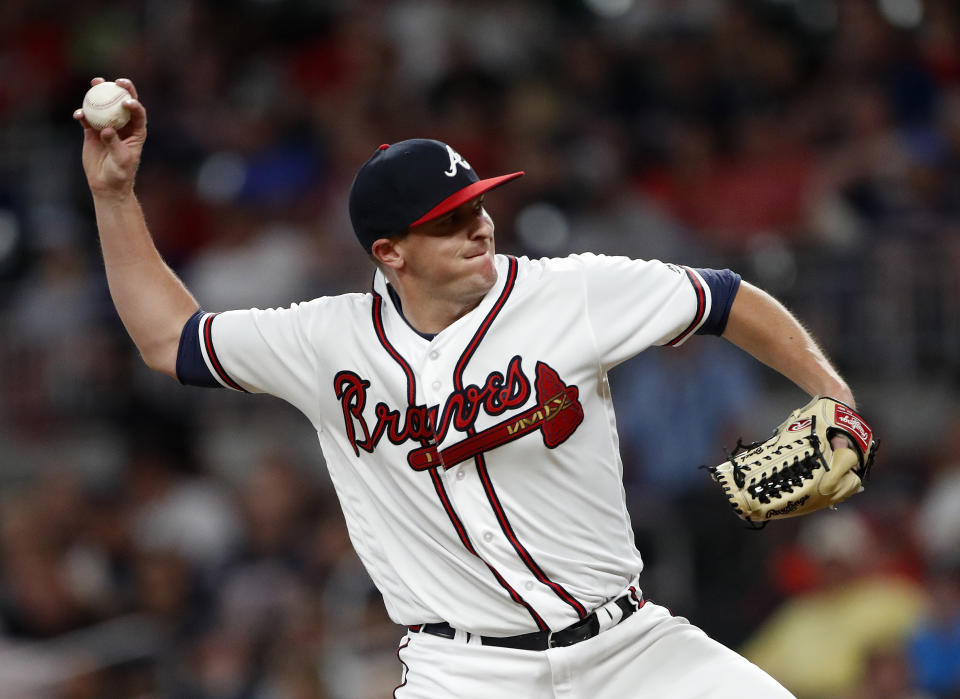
[176,310,219,387]
[693,268,741,336]
[176,309,222,388]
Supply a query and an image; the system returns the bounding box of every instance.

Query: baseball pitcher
[76,77,876,698]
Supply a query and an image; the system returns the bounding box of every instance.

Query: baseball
[82,81,131,130]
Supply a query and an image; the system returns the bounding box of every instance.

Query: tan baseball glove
[708,397,878,525]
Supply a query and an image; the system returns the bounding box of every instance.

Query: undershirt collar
[385,283,437,341]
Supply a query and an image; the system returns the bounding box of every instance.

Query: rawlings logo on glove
[707,397,879,526]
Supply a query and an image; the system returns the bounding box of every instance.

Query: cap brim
[409,172,524,228]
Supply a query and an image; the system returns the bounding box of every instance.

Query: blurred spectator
[741,510,930,698]
[915,418,960,568]
[130,477,242,583]
[907,561,960,698]
[611,338,759,494]
[847,643,935,699]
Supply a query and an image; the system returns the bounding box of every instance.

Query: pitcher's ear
[371,238,403,270]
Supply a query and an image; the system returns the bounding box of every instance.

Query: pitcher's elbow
[140,343,179,379]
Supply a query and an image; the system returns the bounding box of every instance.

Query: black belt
[412,592,641,652]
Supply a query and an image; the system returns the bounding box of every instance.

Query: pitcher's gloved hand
[707,397,878,525]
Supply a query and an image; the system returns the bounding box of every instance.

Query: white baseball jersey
[178,253,735,637]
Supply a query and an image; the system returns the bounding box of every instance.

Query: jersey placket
[423,344,549,619]
[435,365,589,627]
[418,345,513,573]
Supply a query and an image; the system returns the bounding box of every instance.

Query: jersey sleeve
[176,304,322,424]
[692,267,741,337]
[574,254,738,368]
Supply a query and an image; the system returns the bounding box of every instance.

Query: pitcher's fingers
[123,98,146,131]
[115,77,138,100]
[90,76,105,87]
[101,126,127,142]
[830,434,854,452]
[98,127,129,160]
[74,108,95,132]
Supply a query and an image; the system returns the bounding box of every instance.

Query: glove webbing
[727,416,826,503]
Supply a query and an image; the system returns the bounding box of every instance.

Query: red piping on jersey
[393,637,411,698]
[371,295,418,404]
[452,257,589,621]
[430,455,550,627]
[202,314,247,392]
[473,451,588,619]
[666,267,706,347]
[629,585,645,609]
[370,283,548,631]
[427,467,477,555]
[452,257,519,384]
[429,463,550,629]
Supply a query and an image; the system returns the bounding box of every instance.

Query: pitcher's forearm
[94,192,198,376]
[723,282,854,407]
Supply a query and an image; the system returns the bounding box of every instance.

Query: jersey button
[429,350,439,360]
[525,581,535,591]
[482,531,494,542]
[432,381,441,390]
[456,469,465,480]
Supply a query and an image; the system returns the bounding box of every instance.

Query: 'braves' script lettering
[333,355,530,457]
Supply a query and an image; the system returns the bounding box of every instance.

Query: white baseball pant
[394,594,794,698]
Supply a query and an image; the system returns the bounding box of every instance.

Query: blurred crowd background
[1,0,959,697]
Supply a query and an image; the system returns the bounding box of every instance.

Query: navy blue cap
[349,139,524,252]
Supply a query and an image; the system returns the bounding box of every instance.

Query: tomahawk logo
[444,145,471,177]
[407,362,583,471]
